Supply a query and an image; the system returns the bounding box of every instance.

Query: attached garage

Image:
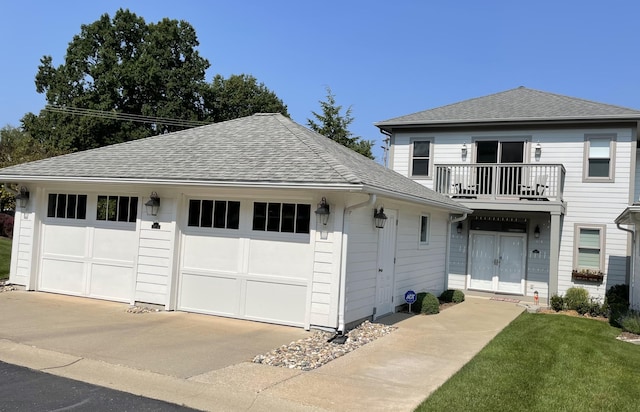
[1,113,470,330]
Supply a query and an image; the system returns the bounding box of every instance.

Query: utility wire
[44,105,210,128]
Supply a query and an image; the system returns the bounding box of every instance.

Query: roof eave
[362,185,472,214]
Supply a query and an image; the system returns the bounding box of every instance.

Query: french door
[476,141,525,196]
[468,231,525,294]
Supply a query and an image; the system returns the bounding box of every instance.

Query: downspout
[336,194,377,335]
[617,222,635,306]
[379,129,392,168]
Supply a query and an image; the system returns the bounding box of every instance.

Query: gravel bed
[125,305,161,314]
[252,320,396,371]
[0,281,17,292]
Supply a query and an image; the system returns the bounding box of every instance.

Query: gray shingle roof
[0,113,468,212]
[376,87,640,128]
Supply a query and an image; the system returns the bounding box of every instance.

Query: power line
[44,105,211,128]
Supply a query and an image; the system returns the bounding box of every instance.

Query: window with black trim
[410,140,431,177]
[252,202,310,233]
[188,199,240,229]
[96,195,138,223]
[47,194,87,219]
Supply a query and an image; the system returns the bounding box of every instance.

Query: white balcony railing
[434,163,565,201]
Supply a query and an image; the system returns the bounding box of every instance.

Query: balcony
[434,163,565,202]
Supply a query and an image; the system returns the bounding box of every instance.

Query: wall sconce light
[374,207,388,229]
[461,143,468,158]
[456,221,463,234]
[16,186,30,209]
[534,225,540,238]
[535,142,542,157]
[145,192,161,217]
[315,197,330,226]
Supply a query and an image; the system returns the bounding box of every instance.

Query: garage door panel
[93,227,138,262]
[43,225,86,257]
[179,273,239,315]
[40,259,85,294]
[247,239,312,279]
[244,280,306,326]
[182,235,240,273]
[89,263,133,301]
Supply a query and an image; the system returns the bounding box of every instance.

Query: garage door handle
[378,268,383,272]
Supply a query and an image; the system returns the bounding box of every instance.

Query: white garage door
[39,193,138,302]
[177,200,313,327]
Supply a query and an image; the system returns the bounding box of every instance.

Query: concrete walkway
[0,291,524,411]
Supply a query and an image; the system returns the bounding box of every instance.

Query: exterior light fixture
[534,225,540,238]
[16,186,30,209]
[535,142,542,157]
[374,207,388,229]
[457,221,463,234]
[315,197,330,226]
[145,192,161,217]
[461,143,468,158]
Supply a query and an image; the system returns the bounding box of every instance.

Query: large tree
[23,9,211,152]
[307,87,373,159]
[204,74,289,122]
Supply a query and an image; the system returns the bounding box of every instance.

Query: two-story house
[377,87,640,305]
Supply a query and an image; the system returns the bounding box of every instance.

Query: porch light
[461,143,468,158]
[535,142,542,157]
[315,197,330,226]
[534,225,540,238]
[457,221,463,234]
[145,192,161,217]
[16,186,30,209]
[374,207,388,229]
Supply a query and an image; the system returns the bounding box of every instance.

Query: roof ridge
[271,114,362,184]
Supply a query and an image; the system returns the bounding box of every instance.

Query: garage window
[252,202,310,233]
[96,195,138,223]
[188,199,240,229]
[47,194,87,219]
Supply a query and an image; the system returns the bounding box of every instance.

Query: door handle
[378,268,383,272]
[494,259,499,265]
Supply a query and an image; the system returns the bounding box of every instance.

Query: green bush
[620,310,640,335]
[605,284,630,327]
[421,292,440,315]
[439,289,465,303]
[550,294,564,312]
[587,298,605,317]
[411,292,427,314]
[564,287,589,311]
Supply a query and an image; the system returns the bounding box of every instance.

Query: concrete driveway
[0,290,525,411]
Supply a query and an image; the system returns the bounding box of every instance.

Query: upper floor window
[252,202,310,234]
[584,135,615,182]
[574,224,605,273]
[188,199,240,229]
[97,195,138,223]
[410,139,431,178]
[47,194,87,219]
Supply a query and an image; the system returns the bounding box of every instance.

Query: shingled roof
[376,87,640,129]
[0,113,468,212]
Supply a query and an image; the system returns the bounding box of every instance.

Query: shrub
[605,284,630,327]
[620,310,640,335]
[0,213,13,239]
[550,294,564,312]
[411,292,427,314]
[564,287,589,311]
[439,289,465,303]
[587,298,605,317]
[421,292,440,315]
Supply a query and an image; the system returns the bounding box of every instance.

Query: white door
[374,209,397,319]
[468,232,525,294]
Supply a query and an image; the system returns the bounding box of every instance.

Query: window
[96,195,138,223]
[252,202,310,234]
[47,194,87,219]
[419,215,430,245]
[188,199,240,229]
[584,135,615,182]
[410,139,431,177]
[574,225,605,272]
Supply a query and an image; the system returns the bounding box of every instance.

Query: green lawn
[0,237,11,280]
[417,313,640,412]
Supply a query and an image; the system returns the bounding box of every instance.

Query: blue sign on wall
[404,290,417,304]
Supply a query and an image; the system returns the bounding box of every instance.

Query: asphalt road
[0,361,200,411]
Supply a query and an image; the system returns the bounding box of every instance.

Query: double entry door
[468,231,525,294]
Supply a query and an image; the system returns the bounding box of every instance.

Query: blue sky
[1,0,639,162]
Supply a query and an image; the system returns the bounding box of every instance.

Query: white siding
[9,210,35,286]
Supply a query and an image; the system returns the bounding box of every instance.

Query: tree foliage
[204,74,288,122]
[307,87,373,159]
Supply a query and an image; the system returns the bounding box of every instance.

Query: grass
[0,237,11,280]
[416,313,640,412]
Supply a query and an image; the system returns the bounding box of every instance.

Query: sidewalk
[0,291,524,411]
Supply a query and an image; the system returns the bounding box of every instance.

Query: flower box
[571,270,604,283]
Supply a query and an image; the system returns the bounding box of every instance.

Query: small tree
[307,87,373,159]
